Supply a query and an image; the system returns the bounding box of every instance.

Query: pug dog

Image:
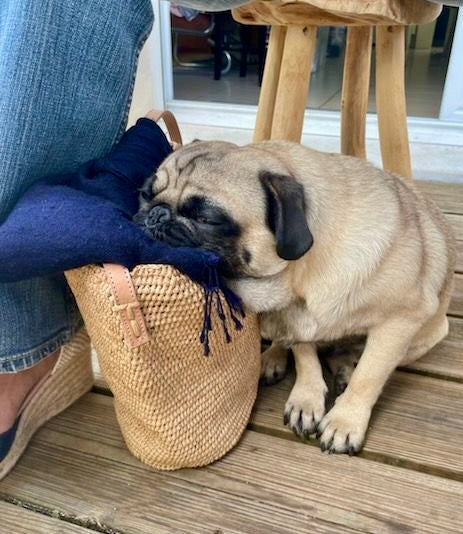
[134,139,456,454]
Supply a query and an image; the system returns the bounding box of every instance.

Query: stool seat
[233,0,442,26]
[232,0,443,180]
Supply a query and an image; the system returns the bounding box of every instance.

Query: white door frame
[440,8,463,121]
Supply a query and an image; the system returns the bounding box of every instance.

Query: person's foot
[0,350,60,433]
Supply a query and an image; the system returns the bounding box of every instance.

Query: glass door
[132,1,463,135]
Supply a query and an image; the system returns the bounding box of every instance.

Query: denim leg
[0,0,153,372]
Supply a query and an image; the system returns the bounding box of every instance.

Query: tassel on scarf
[200,263,246,356]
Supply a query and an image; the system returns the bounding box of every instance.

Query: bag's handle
[145,109,183,150]
[103,264,150,348]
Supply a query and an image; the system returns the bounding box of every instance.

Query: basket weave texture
[66,263,261,470]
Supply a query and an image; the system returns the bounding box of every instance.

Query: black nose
[145,203,172,228]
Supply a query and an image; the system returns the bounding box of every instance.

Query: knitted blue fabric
[0,118,244,354]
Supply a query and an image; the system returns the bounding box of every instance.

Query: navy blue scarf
[0,118,244,354]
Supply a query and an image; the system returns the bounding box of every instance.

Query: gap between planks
[2,396,463,534]
[249,369,463,481]
[0,497,122,534]
[91,358,463,483]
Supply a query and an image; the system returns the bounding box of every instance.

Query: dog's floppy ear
[259,171,313,260]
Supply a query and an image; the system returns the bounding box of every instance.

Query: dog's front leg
[284,342,328,438]
[318,317,422,454]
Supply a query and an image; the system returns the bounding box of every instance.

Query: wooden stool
[232,0,442,179]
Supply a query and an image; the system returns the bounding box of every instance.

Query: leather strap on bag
[103,264,150,348]
[102,110,182,348]
[145,109,183,149]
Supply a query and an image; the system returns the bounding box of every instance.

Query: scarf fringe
[200,263,246,356]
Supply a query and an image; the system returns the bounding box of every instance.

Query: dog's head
[134,140,313,279]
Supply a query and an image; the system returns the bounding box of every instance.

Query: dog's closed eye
[140,190,152,202]
[180,196,241,235]
[138,178,155,205]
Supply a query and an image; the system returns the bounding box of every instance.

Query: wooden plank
[444,213,463,271]
[0,501,92,534]
[449,273,463,317]
[416,181,463,214]
[406,316,463,381]
[250,370,463,480]
[2,393,463,534]
[447,213,463,241]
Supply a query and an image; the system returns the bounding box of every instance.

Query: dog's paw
[283,382,328,438]
[260,345,288,386]
[317,396,370,455]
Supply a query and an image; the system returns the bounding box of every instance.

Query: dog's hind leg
[260,342,289,385]
[401,313,449,366]
[402,276,453,366]
[322,341,364,397]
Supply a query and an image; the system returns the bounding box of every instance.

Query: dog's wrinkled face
[134,140,313,279]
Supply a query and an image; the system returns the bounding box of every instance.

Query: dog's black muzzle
[135,203,200,248]
[145,203,172,229]
[133,203,172,230]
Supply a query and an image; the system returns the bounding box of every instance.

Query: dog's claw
[320,433,334,453]
[260,368,286,386]
[291,410,303,435]
[283,410,290,426]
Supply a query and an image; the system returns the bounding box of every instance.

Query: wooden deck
[1,180,463,533]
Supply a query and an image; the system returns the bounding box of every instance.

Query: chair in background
[172,9,268,83]
[171,11,233,78]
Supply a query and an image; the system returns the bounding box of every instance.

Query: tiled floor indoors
[172,47,449,119]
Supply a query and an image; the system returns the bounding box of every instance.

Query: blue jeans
[0,0,153,372]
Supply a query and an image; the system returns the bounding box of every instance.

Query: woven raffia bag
[65,111,261,470]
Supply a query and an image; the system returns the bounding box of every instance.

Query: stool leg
[254,26,286,142]
[271,25,317,142]
[341,26,372,159]
[376,25,412,179]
